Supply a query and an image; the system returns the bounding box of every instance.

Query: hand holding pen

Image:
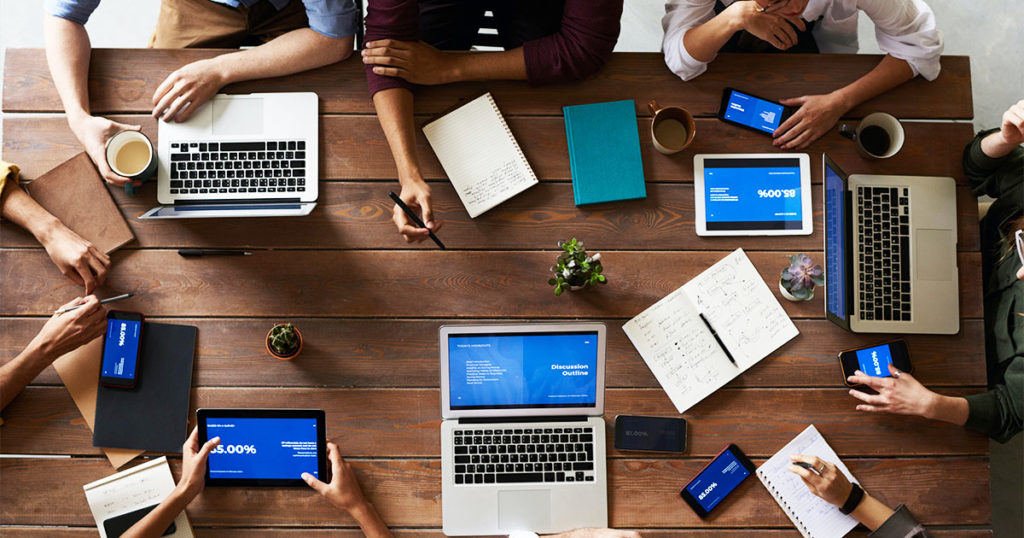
[389,191,445,249]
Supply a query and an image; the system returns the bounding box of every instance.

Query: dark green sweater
[962,128,1024,443]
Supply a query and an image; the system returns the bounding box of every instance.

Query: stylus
[699,313,737,366]
[55,293,134,315]
[388,191,446,249]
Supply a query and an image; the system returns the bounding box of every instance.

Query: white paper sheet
[83,457,193,538]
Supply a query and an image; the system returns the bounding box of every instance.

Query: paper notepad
[423,93,538,217]
[84,457,194,538]
[622,249,799,413]
[757,425,860,538]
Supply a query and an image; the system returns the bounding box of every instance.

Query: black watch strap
[840,483,865,515]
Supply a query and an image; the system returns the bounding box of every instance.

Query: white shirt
[662,0,944,81]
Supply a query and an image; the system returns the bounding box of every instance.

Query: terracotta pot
[266,325,303,360]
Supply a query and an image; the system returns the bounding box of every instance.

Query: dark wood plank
[0,250,986,319]
[1,115,975,184]
[3,50,972,119]
[0,457,989,527]
[0,387,988,457]
[0,318,986,388]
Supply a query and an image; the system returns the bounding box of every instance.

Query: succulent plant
[267,323,301,357]
[780,254,824,301]
[548,238,607,296]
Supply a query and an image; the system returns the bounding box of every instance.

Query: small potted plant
[780,254,824,302]
[266,323,303,360]
[548,238,607,296]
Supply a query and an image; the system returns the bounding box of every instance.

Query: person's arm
[1,296,105,411]
[0,178,110,293]
[847,363,970,426]
[43,14,141,186]
[303,442,392,537]
[963,101,1024,196]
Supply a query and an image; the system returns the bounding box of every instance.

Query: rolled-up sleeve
[303,0,360,39]
[45,0,101,25]
[521,0,622,85]
[662,0,718,82]
[363,0,418,97]
[861,0,943,81]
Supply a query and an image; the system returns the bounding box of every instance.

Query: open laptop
[140,92,318,219]
[823,154,958,334]
[440,323,608,536]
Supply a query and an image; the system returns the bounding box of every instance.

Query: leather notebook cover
[563,100,647,206]
[25,152,135,254]
[93,322,197,453]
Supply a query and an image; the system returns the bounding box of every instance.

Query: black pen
[699,313,737,366]
[178,249,253,257]
[388,191,445,249]
[795,461,820,475]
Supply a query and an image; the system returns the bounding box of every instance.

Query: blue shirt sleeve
[302,0,360,39]
[44,0,101,25]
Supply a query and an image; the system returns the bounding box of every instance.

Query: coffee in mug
[105,130,157,181]
[648,100,696,155]
[839,112,904,159]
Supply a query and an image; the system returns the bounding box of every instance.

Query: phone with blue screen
[680,444,755,518]
[717,87,794,135]
[99,311,144,389]
[839,339,913,386]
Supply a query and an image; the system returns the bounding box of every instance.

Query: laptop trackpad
[915,229,955,281]
[498,490,551,531]
[212,97,263,136]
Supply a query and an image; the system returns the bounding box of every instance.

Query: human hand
[997,99,1024,147]
[362,40,456,85]
[734,2,807,50]
[31,296,106,358]
[175,426,220,502]
[152,58,226,123]
[847,363,937,418]
[303,442,369,513]
[68,114,142,186]
[773,93,848,149]
[787,455,852,507]
[38,222,110,294]
[393,179,443,243]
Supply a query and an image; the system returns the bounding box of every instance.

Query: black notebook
[94,322,197,453]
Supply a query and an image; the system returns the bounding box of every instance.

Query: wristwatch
[839,483,865,515]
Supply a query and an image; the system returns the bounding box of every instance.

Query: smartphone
[614,415,687,453]
[717,87,795,136]
[99,311,144,389]
[839,339,913,386]
[679,444,756,518]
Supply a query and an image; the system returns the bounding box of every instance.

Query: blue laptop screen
[448,332,599,410]
[825,160,847,321]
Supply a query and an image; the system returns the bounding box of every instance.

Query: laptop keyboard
[168,140,307,196]
[452,426,596,485]
[856,186,912,322]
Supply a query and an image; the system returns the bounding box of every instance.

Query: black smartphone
[839,339,913,387]
[614,415,687,453]
[99,311,145,389]
[717,87,795,136]
[103,504,176,537]
[679,444,756,518]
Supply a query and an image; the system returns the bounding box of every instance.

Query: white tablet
[694,153,812,236]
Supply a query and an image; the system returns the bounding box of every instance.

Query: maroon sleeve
[521,0,623,85]
[364,0,419,97]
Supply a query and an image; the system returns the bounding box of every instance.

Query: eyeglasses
[758,0,791,14]
[1016,229,1024,267]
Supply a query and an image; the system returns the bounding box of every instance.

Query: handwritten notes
[623,249,798,413]
[423,93,538,218]
[83,457,193,538]
[756,425,859,538]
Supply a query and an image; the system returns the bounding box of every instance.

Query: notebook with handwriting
[423,92,538,218]
[757,425,860,538]
[622,248,798,413]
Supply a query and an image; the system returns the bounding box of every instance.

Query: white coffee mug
[105,130,157,180]
[839,112,905,159]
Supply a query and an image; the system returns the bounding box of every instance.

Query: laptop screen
[447,332,600,410]
[824,158,847,321]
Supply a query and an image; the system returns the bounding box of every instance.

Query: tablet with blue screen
[197,408,327,487]
[694,153,813,236]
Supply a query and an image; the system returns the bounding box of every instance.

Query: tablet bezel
[694,153,813,236]
[197,408,327,487]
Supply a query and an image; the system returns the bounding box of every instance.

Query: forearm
[348,502,392,538]
[447,49,527,82]
[1,343,53,410]
[371,88,423,185]
[211,29,353,86]
[831,55,914,112]
[0,182,64,245]
[682,5,744,63]
[924,393,970,426]
[980,130,1021,159]
[121,488,191,538]
[850,494,896,531]
[43,15,93,121]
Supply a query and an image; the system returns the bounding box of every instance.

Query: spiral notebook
[423,92,538,218]
[756,425,860,538]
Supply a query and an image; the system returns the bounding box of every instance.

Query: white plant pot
[779,281,814,302]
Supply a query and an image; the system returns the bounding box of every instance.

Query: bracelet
[839,483,865,515]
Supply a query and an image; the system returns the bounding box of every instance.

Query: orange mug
[648,100,696,154]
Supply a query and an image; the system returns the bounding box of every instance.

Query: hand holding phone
[839,340,913,387]
[100,311,144,389]
[718,88,795,136]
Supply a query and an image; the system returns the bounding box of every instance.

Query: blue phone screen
[855,344,895,377]
[723,90,786,134]
[101,318,141,380]
[685,448,751,513]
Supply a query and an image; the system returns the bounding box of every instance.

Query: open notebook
[423,92,538,218]
[757,425,860,538]
[623,248,798,413]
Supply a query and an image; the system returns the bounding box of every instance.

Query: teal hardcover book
[563,100,647,205]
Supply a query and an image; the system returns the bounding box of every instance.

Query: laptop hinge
[173,197,302,206]
[457,415,589,424]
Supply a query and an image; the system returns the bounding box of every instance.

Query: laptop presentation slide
[197,409,326,486]
[447,332,600,410]
[825,159,849,325]
[695,155,812,236]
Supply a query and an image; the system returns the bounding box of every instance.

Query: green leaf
[597,275,607,283]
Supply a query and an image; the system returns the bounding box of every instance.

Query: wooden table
[1,50,989,536]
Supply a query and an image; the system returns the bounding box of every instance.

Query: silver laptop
[823,154,958,334]
[440,323,608,536]
[140,92,319,219]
